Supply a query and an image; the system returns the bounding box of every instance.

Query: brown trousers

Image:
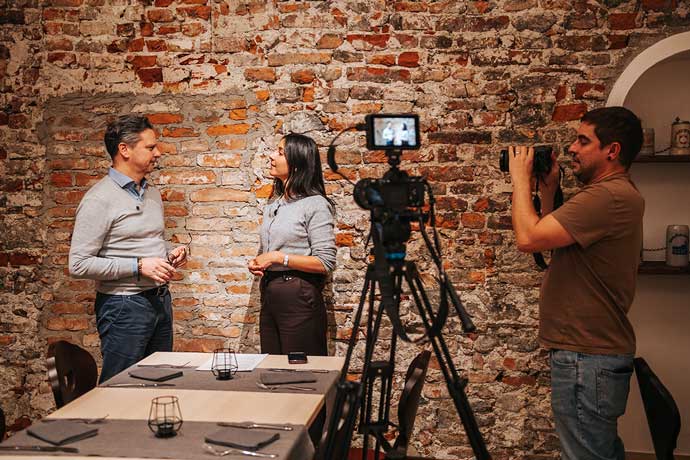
[259,271,328,356]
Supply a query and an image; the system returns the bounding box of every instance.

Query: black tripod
[318,161,491,460]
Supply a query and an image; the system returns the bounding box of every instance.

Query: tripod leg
[403,263,491,460]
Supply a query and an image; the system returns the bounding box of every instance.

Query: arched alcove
[609,31,690,457]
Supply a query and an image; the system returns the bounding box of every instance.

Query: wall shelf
[638,261,690,275]
[634,154,690,163]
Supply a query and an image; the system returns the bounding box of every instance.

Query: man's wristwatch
[137,257,143,281]
[282,254,289,267]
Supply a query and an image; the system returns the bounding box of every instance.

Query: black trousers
[259,270,328,356]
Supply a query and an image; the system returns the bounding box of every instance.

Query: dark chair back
[392,350,432,454]
[0,405,5,442]
[47,341,98,408]
[634,357,681,460]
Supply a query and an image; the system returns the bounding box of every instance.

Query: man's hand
[539,149,561,197]
[508,145,534,191]
[167,246,188,268]
[140,257,176,284]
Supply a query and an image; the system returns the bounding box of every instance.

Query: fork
[203,443,278,458]
[43,414,109,425]
[137,361,192,369]
[255,382,316,392]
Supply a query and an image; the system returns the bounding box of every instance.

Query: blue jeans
[95,287,173,383]
[550,349,633,460]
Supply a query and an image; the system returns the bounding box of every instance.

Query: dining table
[0,352,345,460]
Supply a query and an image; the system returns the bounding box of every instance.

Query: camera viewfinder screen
[368,115,419,150]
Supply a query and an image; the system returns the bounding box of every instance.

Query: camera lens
[499,150,509,172]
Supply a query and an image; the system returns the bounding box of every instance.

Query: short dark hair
[272,133,333,206]
[581,107,643,169]
[104,115,153,159]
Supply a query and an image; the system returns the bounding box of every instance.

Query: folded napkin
[260,371,317,385]
[205,427,280,451]
[28,420,98,446]
[128,368,183,382]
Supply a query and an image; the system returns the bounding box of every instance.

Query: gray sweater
[260,195,336,272]
[68,176,168,295]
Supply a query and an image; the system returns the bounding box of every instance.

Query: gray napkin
[205,427,280,450]
[128,368,183,382]
[260,371,317,385]
[28,420,98,446]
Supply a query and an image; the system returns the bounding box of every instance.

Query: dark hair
[580,107,643,169]
[104,115,153,159]
[272,133,333,206]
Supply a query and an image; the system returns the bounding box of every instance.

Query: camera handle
[531,165,565,270]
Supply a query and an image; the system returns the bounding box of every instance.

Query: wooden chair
[47,341,98,408]
[634,357,681,460]
[348,350,433,460]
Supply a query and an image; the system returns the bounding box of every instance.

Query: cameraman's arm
[510,146,574,253]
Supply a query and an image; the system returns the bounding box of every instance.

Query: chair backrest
[0,405,5,442]
[393,350,432,453]
[634,357,681,460]
[47,340,98,409]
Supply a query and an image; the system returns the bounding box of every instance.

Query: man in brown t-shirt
[509,107,644,460]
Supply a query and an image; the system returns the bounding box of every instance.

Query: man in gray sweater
[69,115,187,383]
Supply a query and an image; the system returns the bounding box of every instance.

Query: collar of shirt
[108,167,148,201]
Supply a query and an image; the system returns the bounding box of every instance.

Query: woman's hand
[248,251,284,276]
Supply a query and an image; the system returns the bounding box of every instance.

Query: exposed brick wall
[1,0,689,456]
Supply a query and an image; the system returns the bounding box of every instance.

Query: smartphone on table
[287,351,308,364]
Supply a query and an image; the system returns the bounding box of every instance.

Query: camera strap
[531,166,565,270]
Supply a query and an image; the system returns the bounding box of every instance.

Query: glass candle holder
[147,395,183,438]
[211,348,239,380]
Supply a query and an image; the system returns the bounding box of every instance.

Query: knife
[217,422,293,431]
[102,382,176,388]
[0,445,79,453]
[263,368,331,373]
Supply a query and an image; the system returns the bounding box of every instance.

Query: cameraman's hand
[539,149,561,195]
[140,257,176,284]
[508,145,534,191]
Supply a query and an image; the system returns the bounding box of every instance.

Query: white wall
[619,55,690,454]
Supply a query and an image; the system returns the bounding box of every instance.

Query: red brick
[291,69,316,84]
[46,317,89,331]
[147,9,174,22]
[46,38,73,51]
[346,33,390,48]
[609,12,638,29]
[128,38,145,52]
[641,0,677,10]
[164,205,189,217]
[158,171,216,185]
[50,159,90,170]
[461,213,486,229]
[317,34,343,49]
[116,23,135,37]
[574,83,605,99]
[196,153,242,167]
[148,113,183,124]
[302,87,315,103]
[552,103,588,121]
[175,338,226,352]
[9,252,41,266]
[73,173,99,187]
[369,54,396,66]
[177,5,211,19]
[128,55,157,69]
[244,67,276,82]
[155,0,174,5]
[146,39,167,52]
[255,90,270,101]
[607,34,629,50]
[158,24,180,35]
[206,123,250,136]
[398,51,420,67]
[335,233,355,247]
[190,188,250,202]
[50,172,72,187]
[136,67,163,84]
[140,22,154,37]
[0,335,15,346]
[162,127,199,137]
[54,190,86,204]
[52,302,86,314]
[182,22,205,37]
[229,109,246,120]
[161,189,186,201]
[254,184,273,199]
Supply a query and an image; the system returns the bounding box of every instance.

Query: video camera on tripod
[322,114,491,460]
